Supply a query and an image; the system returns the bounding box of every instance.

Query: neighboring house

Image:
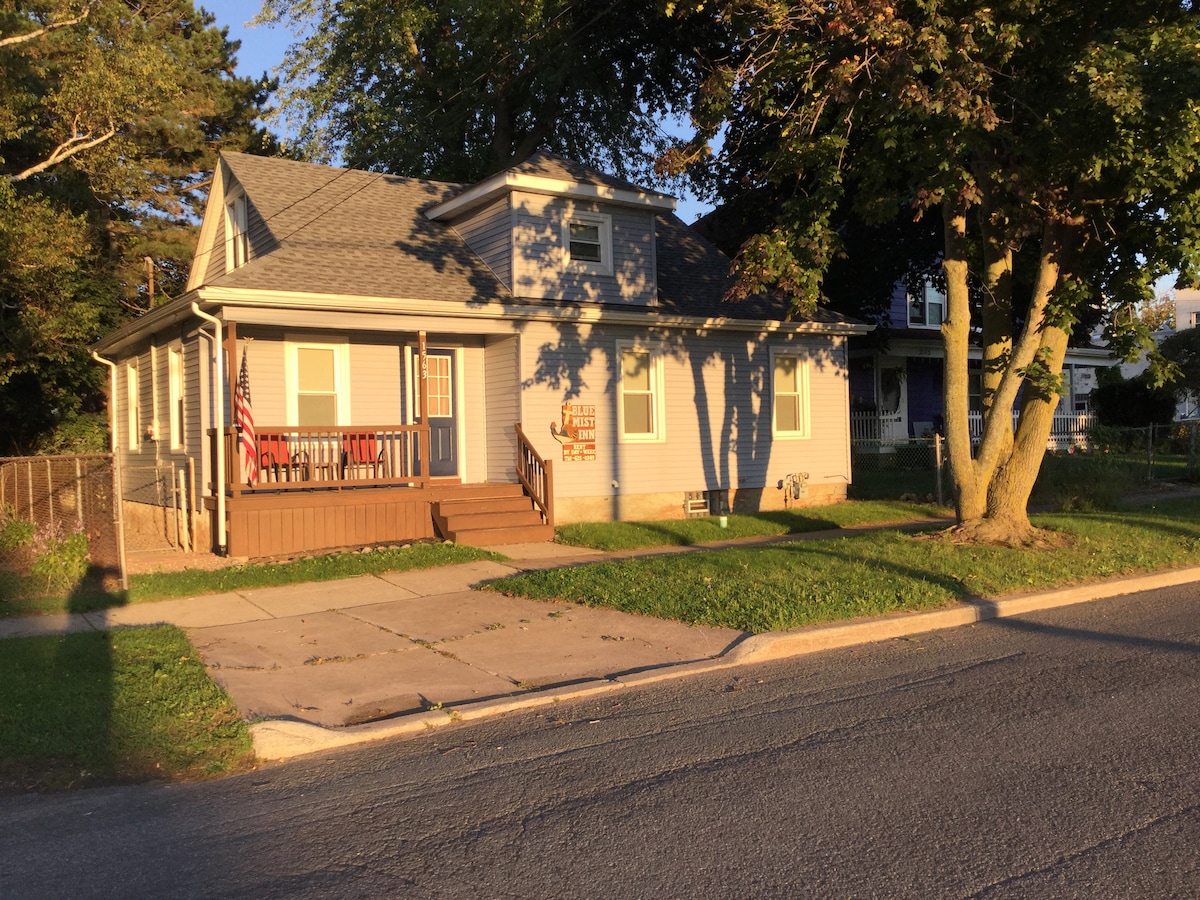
[1122,287,1200,419]
[849,281,1110,445]
[92,152,870,558]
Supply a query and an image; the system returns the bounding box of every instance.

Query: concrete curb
[250,564,1200,762]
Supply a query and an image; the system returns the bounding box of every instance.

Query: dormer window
[563,212,612,274]
[909,281,945,328]
[225,194,249,271]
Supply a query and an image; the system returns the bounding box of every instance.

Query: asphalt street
[3,582,1199,898]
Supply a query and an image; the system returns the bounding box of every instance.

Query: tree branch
[7,125,119,182]
[0,5,92,48]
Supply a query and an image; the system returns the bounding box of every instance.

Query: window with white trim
[126,362,140,450]
[225,194,249,271]
[772,351,810,438]
[286,342,349,427]
[563,212,612,274]
[618,344,664,441]
[908,281,945,328]
[168,347,184,448]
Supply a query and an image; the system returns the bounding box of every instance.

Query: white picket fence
[851,410,1095,450]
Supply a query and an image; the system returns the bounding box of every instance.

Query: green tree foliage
[674,0,1200,541]
[1159,326,1200,402]
[1091,372,1178,428]
[258,0,715,183]
[0,0,275,454]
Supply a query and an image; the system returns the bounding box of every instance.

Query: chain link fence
[851,421,1200,506]
[850,439,946,503]
[0,454,126,601]
[121,463,200,554]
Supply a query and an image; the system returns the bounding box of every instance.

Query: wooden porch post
[418,330,431,484]
[225,320,240,498]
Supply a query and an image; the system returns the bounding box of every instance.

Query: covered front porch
[210,423,553,558]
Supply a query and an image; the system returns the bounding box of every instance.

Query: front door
[877,357,908,440]
[419,350,458,477]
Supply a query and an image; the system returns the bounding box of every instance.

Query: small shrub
[29,527,89,594]
[0,506,35,551]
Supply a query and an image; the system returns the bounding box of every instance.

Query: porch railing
[851,409,1094,449]
[514,423,554,527]
[850,410,902,441]
[968,410,1095,450]
[211,424,432,494]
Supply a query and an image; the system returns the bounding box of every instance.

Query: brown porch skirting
[215,486,444,558]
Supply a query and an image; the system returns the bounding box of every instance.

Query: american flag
[235,348,257,487]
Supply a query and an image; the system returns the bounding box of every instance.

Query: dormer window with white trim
[225,194,249,271]
[563,211,612,275]
[908,281,945,328]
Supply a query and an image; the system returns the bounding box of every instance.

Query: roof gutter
[194,286,875,337]
[89,351,129,591]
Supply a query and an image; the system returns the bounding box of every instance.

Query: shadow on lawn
[1,566,118,792]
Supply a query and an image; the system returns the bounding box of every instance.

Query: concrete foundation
[122,498,211,553]
[554,482,847,525]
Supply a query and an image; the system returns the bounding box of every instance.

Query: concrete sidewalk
[5,531,1200,762]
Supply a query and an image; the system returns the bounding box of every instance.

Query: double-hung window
[225,194,249,271]
[564,212,612,275]
[908,281,946,328]
[168,347,184,448]
[287,342,349,427]
[618,343,664,441]
[127,362,140,450]
[772,351,810,438]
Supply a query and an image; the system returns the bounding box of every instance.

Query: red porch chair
[259,434,304,482]
[342,432,380,480]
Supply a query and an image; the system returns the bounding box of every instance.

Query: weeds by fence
[0,455,125,601]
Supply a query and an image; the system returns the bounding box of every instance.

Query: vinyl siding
[198,191,275,287]
[239,333,287,427]
[462,343,486,483]
[484,335,520,483]
[350,339,402,424]
[202,219,227,285]
[511,193,656,305]
[452,197,513,291]
[149,335,190,470]
[516,321,851,501]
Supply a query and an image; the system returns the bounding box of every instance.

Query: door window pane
[427,355,452,417]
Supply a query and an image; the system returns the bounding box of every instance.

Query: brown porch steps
[432,484,554,546]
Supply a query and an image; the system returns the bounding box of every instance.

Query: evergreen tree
[0,0,276,453]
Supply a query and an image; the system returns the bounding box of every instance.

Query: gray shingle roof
[200,151,859,327]
[206,153,510,302]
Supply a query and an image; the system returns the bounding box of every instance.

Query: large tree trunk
[942,212,1081,545]
[941,200,986,521]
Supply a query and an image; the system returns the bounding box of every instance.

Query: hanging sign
[550,402,597,461]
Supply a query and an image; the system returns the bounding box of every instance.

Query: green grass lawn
[0,625,254,793]
[555,499,948,551]
[0,541,504,620]
[490,496,1200,634]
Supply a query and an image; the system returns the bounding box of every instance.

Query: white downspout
[191,303,227,554]
[90,351,130,590]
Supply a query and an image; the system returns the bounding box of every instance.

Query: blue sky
[202,1,713,223]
